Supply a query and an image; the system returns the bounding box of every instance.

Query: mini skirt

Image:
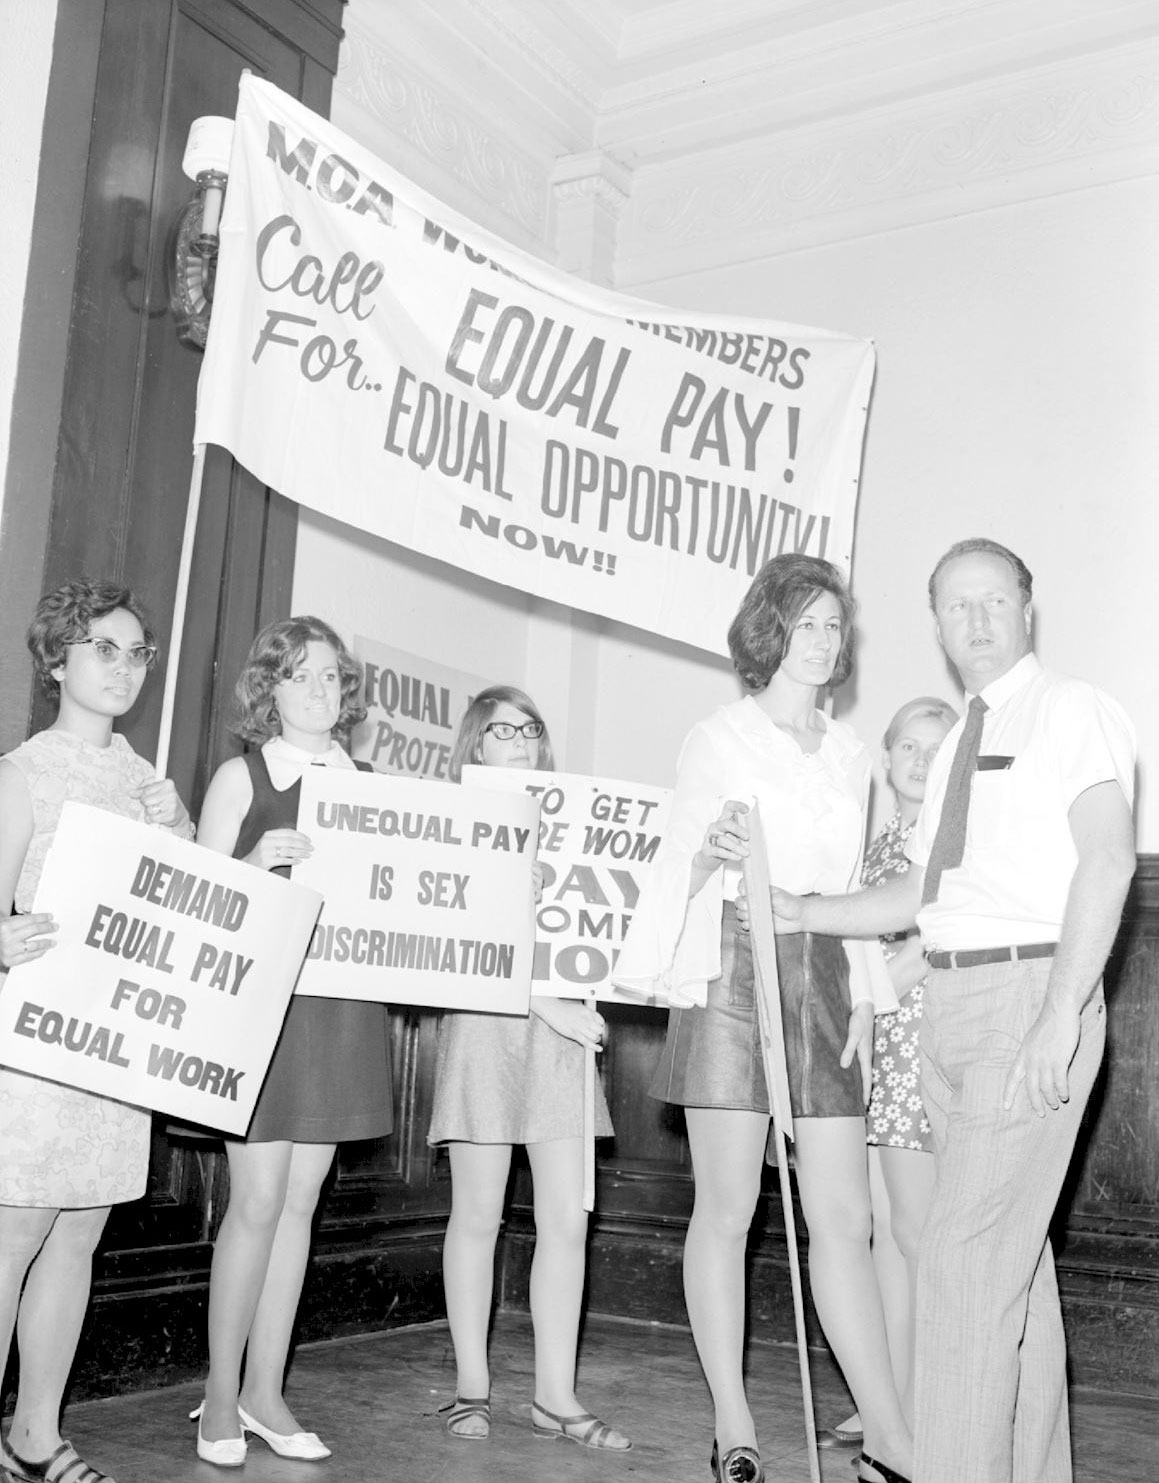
[649,903,865,1119]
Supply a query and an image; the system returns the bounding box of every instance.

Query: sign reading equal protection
[0,803,322,1135]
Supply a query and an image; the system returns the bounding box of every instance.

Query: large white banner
[195,77,875,658]
[0,804,321,1135]
[292,767,539,1011]
[463,765,671,1004]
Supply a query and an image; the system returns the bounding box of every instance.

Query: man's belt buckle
[926,942,1058,970]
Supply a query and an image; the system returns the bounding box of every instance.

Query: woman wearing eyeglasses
[0,579,192,1483]
[427,686,630,1452]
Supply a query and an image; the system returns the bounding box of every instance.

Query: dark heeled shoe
[857,1453,912,1483]
[710,1438,764,1483]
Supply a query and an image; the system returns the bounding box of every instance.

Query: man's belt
[925,942,1057,970]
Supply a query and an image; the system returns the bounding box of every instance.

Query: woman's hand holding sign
[530,995,606,1052]
[0,911,58,969]
[247,828,314,871]
[693,799,750,874]
[135,776,192,832]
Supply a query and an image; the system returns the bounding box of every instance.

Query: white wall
[628,176,1159,841]
[0,0,57,506]
[300,11,1157,850]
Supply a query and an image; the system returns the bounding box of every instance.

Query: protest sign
[462,765,671,1002]
[292,766,538,1010]
[195,76,875,658]
[0,803,321,1135]
[351,636,485,781]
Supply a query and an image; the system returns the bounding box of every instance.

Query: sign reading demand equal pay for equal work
[463,766,671,1002]
[291,768,539,1011]
[0,803,322,1135]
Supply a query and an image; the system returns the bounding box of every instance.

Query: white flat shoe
[238,1405,332,1461]
[189,1403,247,1468]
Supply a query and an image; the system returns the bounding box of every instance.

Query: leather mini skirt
[649,902,865,1119]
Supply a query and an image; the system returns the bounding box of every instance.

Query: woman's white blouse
[615,696,896,1013]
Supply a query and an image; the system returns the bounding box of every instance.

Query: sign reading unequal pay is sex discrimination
[292,767,539,1012]
[463,766,671,1002]
[0,803,322,1135]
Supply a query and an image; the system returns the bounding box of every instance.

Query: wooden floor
[16,1312,1158,1482]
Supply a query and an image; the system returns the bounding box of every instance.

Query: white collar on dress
[262,735,356,789]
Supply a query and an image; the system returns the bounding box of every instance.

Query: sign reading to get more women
[463,765,672,1002]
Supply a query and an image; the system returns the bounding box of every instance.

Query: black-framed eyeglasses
[67,637,159,669]
[483,720,543,741]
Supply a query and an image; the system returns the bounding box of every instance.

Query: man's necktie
[921,693,988,906]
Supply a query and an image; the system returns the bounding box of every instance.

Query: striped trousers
[914,959,1105,1483]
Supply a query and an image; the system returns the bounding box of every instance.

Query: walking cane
[743,805,822,1483]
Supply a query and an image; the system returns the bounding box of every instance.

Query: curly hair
[927,538,1033,612]
[27,578,154,699]
[448,685,556,783]
[726,553,856,692]
[232,616,366,745]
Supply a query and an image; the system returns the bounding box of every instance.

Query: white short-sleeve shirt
[908,653,1136,950]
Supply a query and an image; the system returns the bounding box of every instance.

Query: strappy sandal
[857,1453,912,1483]
[531,1402,631,1451]
[3,1440,117,1483]
[438,1395,491,1440]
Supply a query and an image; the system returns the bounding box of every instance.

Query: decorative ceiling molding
[335,17,549,245]
[618,40,1159,282]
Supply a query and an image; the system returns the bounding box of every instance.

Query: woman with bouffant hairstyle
[190,616,391,1467]
[1,578,191,1483]
[617,554,911,1483]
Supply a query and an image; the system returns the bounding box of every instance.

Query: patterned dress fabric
[0,730,156,1207]
[428,1007,613,1146]
[864,813,932,1151]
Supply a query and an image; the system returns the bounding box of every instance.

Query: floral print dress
[863,813,931,1152]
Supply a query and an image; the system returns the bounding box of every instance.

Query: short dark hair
[449,684,556,782]
[727,553,856,692]
[927,538,1033,611]
[27,578,154,699]
[232,616,366,745]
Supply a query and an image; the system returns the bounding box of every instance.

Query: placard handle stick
[155,441,206,778]
[742,805,821,1483]
[583,1038,596,1213]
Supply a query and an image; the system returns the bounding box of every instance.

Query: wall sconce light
[169,115,234,349]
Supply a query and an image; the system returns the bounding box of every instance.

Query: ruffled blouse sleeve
[613,719,731,1008]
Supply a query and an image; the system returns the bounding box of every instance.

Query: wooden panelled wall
[2,0,1156,1410]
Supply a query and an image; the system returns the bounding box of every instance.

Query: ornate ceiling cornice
[336,14,550,245]
[618,41,1159,281]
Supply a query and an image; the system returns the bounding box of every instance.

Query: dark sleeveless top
[239,750,393,1142]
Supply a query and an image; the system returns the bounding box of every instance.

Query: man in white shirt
[772,538,1136,1483]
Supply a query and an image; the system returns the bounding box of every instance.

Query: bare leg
[202,1141,294,1442]
[4,1205,110,1459]
[683,1108,769,1456]
[524,1139,588,1413]
[442,1142,511,1433]
[875,1145,934,1423]
[793,1118,911,1482]
[237,1141,335,1434]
